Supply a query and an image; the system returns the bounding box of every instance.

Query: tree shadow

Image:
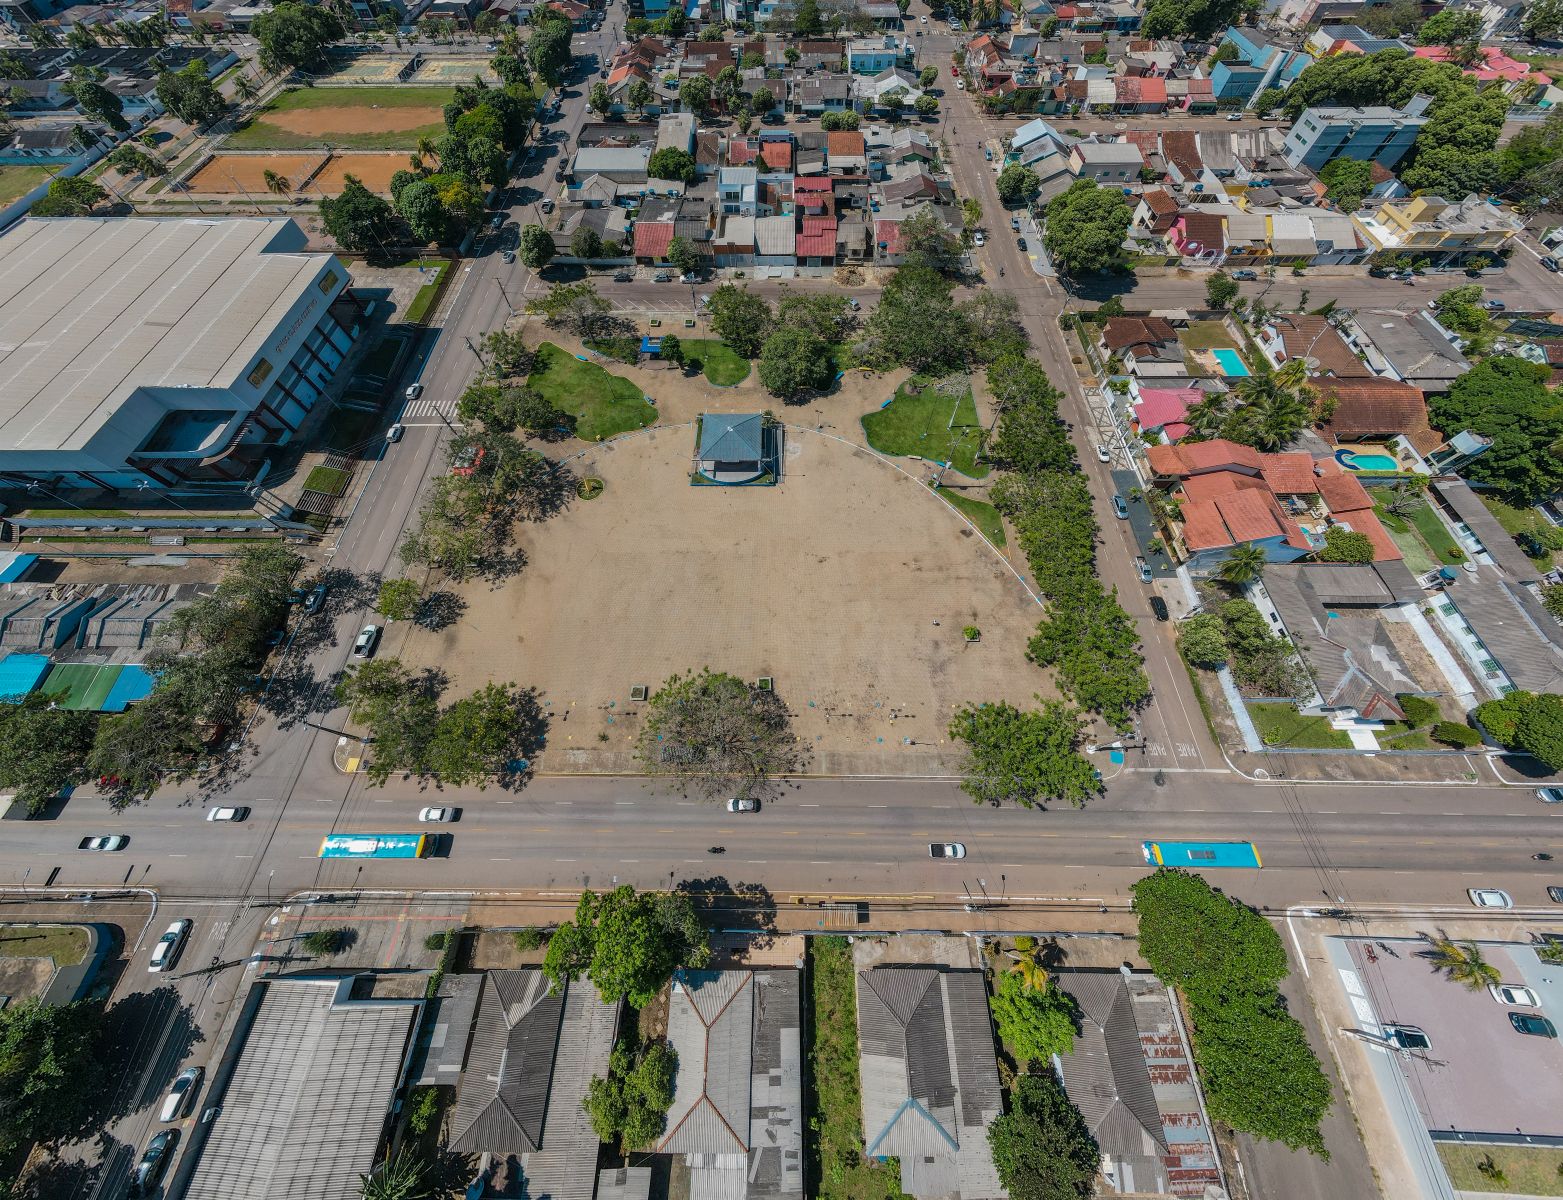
[475,545,529,586]
[91,986,206,1128]
[12,1149,106,1200]
[675,876,778,948]
[414,590,468,632]
[494,685,550,792]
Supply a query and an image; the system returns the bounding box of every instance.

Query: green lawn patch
[807,936,905,1200]
[1437,1143,1563,1196]
[1376,723,1435,750]
[303,465,351,496]
[529,342,658,441]
[861,376,987,480]
[1479,493,1556,569]
[1180,320,1241,352]
[405,261,451,325]
[223,85,456,150]
[0,164,55,207]
[680,339,751,386]
[935,487,1006,547]
[17,508,131,519]
[0,924,88,967]
[1405,499,1466,566]
[1248,702,1352,750]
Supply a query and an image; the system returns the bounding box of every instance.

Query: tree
[0,693,96,814]
[706,284,774,357]
[1205,271,1239,309]
[635,669,802,800]
[1424,937,1501,990]
[399,475,495,581]
[1132,868,1289,998]
[989,972,1079,1062]
[527,17,572,86]
[626,77,654,115]
[861,264,971,371]
[949,699,1099,809]
[1525,0,1563,38]
[395,179,448,244]
[1431,357,1563,503]
[820,109,860,131]
[589,81,613,118]
[320,176,396,253]
[1515,692,1563,771]
[987,1072,1099,1200]
[1318,525,1374,563]
[155,62,226,126]
[794,0,824,34]
[375,578,421,622]
[426,682,542,787]
[758,327,834,400]
[1178,612,1230,668]
[996,163,1041,207]
[666,234,699,276]
[1318,157,1372,211]
[584,1039,678,1152]
[528,280,616,339]
[30,175,107,217]
[520,223,556,269]
[910,93,936,118]
[0,1000,101,1156]
[1140,0,1251,40]
[679,74,713,115]
[1416,7,1481,45]
[60,66,126,131]
[775,293,853,344]
[302,928,348,955]
[1217,542,1267,587]
[570,226,604,260]
[253,0,343,73]
[646,145,697,185]
[107,143,165,177]
[1043,180,1131,276]
[658,332,685,369]
[542,885,712,1005]
[359,1151,427,1200]
[918,64,938,89]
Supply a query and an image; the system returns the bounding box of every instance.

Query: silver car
[352,624,381,659]
[929,842,966,859]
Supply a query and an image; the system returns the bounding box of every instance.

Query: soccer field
[223,86,456,151]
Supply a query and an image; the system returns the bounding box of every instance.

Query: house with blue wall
[1210,28,1311,105]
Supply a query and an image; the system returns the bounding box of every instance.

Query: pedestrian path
[403,396,458,422]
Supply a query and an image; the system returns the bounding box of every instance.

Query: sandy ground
[395,421,1050,778]
[264,105,446,136]
[186,152,407,195]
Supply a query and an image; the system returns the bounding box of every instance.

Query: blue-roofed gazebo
[695,413,778,485]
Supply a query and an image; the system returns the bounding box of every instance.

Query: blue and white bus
[318,833,430,860]
[1141,840,1261,869]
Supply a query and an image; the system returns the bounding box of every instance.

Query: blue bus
[318,833,430,860]
[1142,840,1261,869]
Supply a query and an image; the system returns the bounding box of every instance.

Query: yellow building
[1351,193,1521,265]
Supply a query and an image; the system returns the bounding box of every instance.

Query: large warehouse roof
[0,217,335,453]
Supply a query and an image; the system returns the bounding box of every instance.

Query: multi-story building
[1282,94,1430,171]
[1350,193,1522,266]
[1208,28,1311,106]
[0,217,356,491]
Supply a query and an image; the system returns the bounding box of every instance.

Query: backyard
[223,86,457,151]
[1438,1144,1563,1197]
[529,342,658,441]
[1376,498,1464,573]
[861,375,987,479]
[677,339,751,386]
[0,164,54,207]
[1248,702,1351,749]
[1479,492,1557,570]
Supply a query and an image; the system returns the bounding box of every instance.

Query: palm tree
[415,135,439,168]
[1218,543,1267,588]
[234,74,257,103]
[262,169,290,195]
[1006,938,1049,991]
[1246,387,1311,452]
[1385,482,1423,518]
[1424,937,1501,991]
[359,1151,426,1200]
[1183,395,1229,442]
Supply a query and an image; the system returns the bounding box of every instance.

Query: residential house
[1351,193,1522,266]
[569,144,652,183]
[1159,130,1203,184]
[1133,187,1180,234]
[1305,23,1410,55]
[632,219,677,264]
[1282,95,1431,171]
[847,35,912,75]
[1416,43,1551,97]
[1209,27,1312,105]
[754,213,796,266]
[1338,308,1471,392]
[1067,139,1143,182]
[794,74,852,116]
[718,165,759,215]
[1312,375,1440,457]
[1258,314,1370,378]
[1114,75,1167,113]
[855,67,924,114]
[1167,209,1225,261]
[1130,384,1202,442]
[857,967,1004,1200]
[826,129,868,175]
[713,212,757,266]
[553,204,631,256]
[797,214,837,269]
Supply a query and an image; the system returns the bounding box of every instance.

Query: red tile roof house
[1100,316,1182,370]
[796,215,838,267]
[1133,187,1179,234]
[633,220,676,265]
[1257,314,1372,379]
[1131,385,1202,443]
[1312,377,1442,456]
[1166,210,1225,262]
[1114,75,1167,114]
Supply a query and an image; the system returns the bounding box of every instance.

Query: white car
[79,834,128,851]
[1537,787,1563,803]
[727,797,759,813]
[1095,444,1111,463]
[973,231,986,247]
[149,919,192,973]
[929,842,966,859]
[206,806,248,822]
[160,1067,203,1122]
[405,382,423,401]
[955,79,966,90]
[1468,887,1513,909]
[419,806,458,822]
[1489,983,1541,1007]
[352,624,382,659]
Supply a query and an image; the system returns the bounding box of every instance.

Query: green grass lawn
[223,85,456,150]
[1374,503,1437,575]
[404,262,450,324]
[1376,723,1435,750]
[0,925,88,967]
[303,465,351,496]
[1480,493,1556,569]
[1249,702,1352,750]
[1180,320,1241,351]
[530,342,658,441]
[678,339,751,386]
[808,937,905,1200]
[935,487,1006,547]
[861,377,987,480]
[1405,499,1466,566]
[0,164,55,207]
[1438,1143,1563,1196]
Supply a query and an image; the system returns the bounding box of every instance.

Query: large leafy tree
[1415,7,1481,46]
[949,699,1099,809]
[1178,612,1230,668]
[154,62,225,126]
[634,669,803,801]
[1318,158,1372,211]
[0,1000,101,1156]
[897,208,962,275]
[252,1,343,73]
[987,1072,1099,1200]
[1043,180,1131,276]
[647,146,696,184]
[424,682,542,788]
[320,176,397,253]
[30,175,107,217]
[62,66,126,131]
[861,265,971,371]
[989,972,1079,1062]
[996,163,1041,206]
[0,693,98,814]
[334,659,441,782]
[1429,357,1563,503]
[520,224,555,269]
[1525,0,1563,38]
[1141,0,1253,41]
[584,1039,677,1151]
[705,284,774,357]
[758,328,834,400]
[1132,868,1289,996]
[527,15,572,86]
[542,885,711,1006]
[394,180,449,244]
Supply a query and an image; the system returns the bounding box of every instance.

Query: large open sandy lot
[394,425,1053,777]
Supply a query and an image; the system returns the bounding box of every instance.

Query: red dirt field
[264,105,445,136]
[184,153,405,196]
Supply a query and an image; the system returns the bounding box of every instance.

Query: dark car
[1149,596,1169,621]
[1016,236,1027,250]
[1510,1011,1559,1038]
[1542,256,1560,273]
[1368,266,1390,277]
[1230,269,1258,281]
[129,1129,179,1197]
[1548,886,1563,903]
[302,583,329,614]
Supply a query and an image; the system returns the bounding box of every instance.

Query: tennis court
[409,56,498,84]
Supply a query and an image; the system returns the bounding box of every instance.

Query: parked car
[1368,266,1390,278]
[148,919,192,973]
[1149,595,1169,621]
[303,582,330,613]
[1231,269,1257,281]
[929,843,966,860]
[1095,443,1111,463]
[1383,1024,1431,1051]
[206,806,248,822]
[352,624,382,659]
[1483,299,1506,310]
[727,797,759,813]
[1549,886,1563,903]
[1010,215,1020,231]
[1490,983,1541,1007]
[613,270,635,282]
[1111,494,1129,520]
[973,230,985,246]
[79,835,127,851]
[1225,111,1242,121]
[540,198,555,214]
[1017,236,1027,251]
[1468,887,1513,909]
[160,1067,203,1123]
[847,297,861,310]
[1542,256,1560,272]
[501,250,516,264]
[653,271,673,282]
[1538,787,1563,803]
[1135,556,1152,584]
[1510,1011,1558,1038]
[418,807,459,822]
[489,214,504,230]
[385,423,404,444]
[983,146,992,161]
[955,79,966,90]
[128,1130,179,1197]
[405,382,423,401]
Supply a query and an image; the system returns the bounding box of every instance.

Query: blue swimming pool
[1212,348,1250,376]
[1335,448,1399,472]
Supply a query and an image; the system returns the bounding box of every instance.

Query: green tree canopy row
[542,885,711,1006]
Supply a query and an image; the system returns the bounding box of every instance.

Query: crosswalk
[402,397,459,422]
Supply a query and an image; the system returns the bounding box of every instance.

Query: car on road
[1550,886,1563,903]
[1231,269,1257,281]
[973,230,985,246]
[955,79,966,89]
[1010,216,1020,231]
[1095,443,1111,463]
[727,797,759,813]
[352,624,382,659]
[405,382,423,401]
[1468,887,1513,909]
[148,919,192,973]
[1111,494,1129,520]
[1483,299,1506,310]
[653,271,673,282]
[1149,595,1169,621]
[1383,1024,1431,1051]
[1225,112,1242,121]
[385,424,404,444]
[129,1130,178,1197]
[948,18,961,29]
[554,167,566,181]
[1538,787,1563,803]
[502,250,515,264]
[79,835,127,851]
[1543,256,1560,273]
[206,806,248,822]
[682,272,702,284]
[1016,236,1027,250]
[489,214,504,230]
[613,270,635,282]
[1490,983,1541,1006]
[540,197,555,214]
[930,842,966,859]
[160,1067,203,1123]
[419,806,459,822]
[1135,556,1152,584]
[303,582,330,613]
[1510,1011,1558,1038]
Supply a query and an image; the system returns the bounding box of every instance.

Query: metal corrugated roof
[448,970,564,1154]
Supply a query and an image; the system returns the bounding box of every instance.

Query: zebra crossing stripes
[402,397,456,421]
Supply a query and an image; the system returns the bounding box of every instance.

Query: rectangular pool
[1212,348,1250,377]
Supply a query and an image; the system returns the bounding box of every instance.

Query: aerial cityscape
[1,0,1562,1196]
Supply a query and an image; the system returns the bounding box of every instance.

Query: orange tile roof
[1317,470,1372,514]
[1259,452,1318,495]
[1177,471,1266,503]
[760,140,792,170]
[826,131,866,158]
[1161,439,1265,475]
[1338,511,1403,561]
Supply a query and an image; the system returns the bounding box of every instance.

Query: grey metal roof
[1431,479,1540,583]
[660,970,754,1154]
[699,413,765,463]
[0,217,334,453]
[449,970,565,1155]
[1445,566,1563,694]
[410,972,482,1086]
[183,976,421,1200]
[598,1167,653,1200]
